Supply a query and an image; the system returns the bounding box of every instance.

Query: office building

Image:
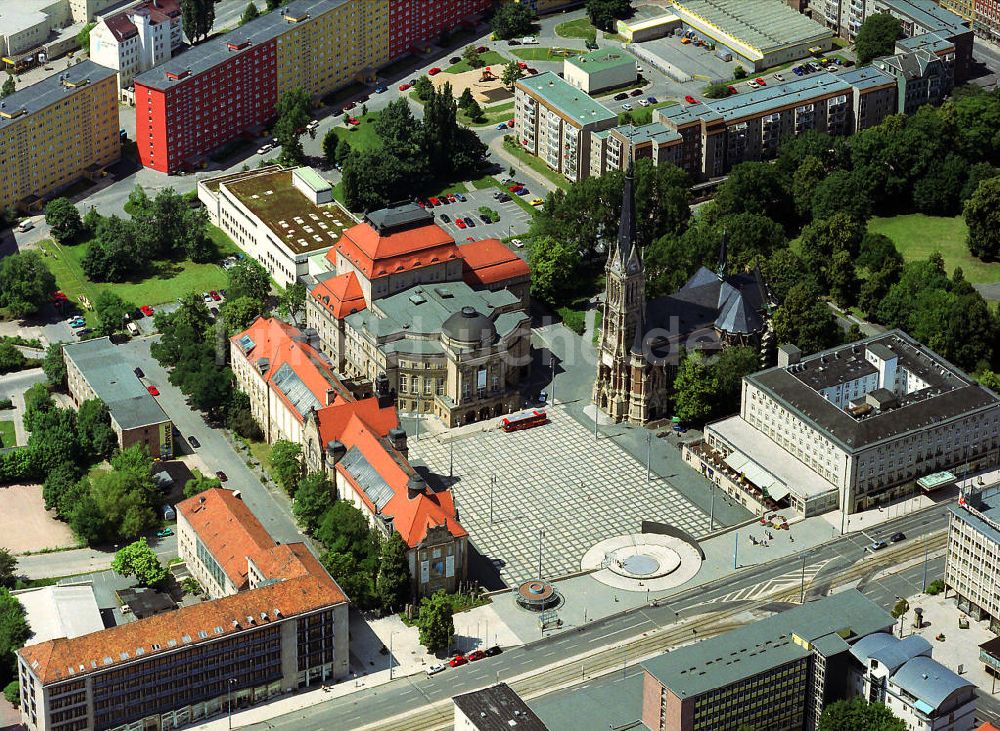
[669,0,835,71]
[134,0,490,173]
[63,337,174,458]
[1,0,118,63]
[306,203,532,427]
[947,484,1000,631]
[453,684,550,730]
[686,331,1000,517]
[514,71,617,181]
[89,0,183,103]
[874,0,973,80]
[640,591,894,731]
[563,49,637,93]
[848,632,976,731]
[198,166,352,288]
[0,60,119,211]
[17,488,348,731]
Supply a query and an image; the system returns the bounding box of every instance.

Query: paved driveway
[430,188,533,240]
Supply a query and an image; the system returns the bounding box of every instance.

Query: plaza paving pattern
[410,404,711,587]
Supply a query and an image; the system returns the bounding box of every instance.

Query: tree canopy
[490,3,535,40]
[964,175,1000,261]
[0,251,56,318]
[855,13,903,66]
[44,198,85,244]
[818,698,906,731]
[270,440,303,496]
[416,590,454,652]
[112,538,169,587]
[585,0,631,31]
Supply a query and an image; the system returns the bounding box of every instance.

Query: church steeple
[615,160,637,270]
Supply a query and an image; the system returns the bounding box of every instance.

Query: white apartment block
[90,0,182,102]
[690,331,1000,517]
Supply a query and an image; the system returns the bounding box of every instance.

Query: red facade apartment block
[388,0,491,58]
[136,39,277,173]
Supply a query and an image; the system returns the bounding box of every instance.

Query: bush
[733,65,747,79]
[926,579,945,595]
[891,598,909,619]
[3,680,18,705]
[0,399,12,410]
[556,306,586,335]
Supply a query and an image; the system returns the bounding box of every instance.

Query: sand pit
[0,484,78,553]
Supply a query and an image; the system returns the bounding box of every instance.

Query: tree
[314,501,376,561]
[818,698,906,731]
[711,162,793,229]
[111,444,153,478]
[228,258,271,304]
[375,532,411,612]
[964,175,1000,261]
[269,440,302,496]
[732,65,747,79]
[528,236,580,305]
[458,87,475,110]
[220,295,265,335]
[461,45,483,69]
[277,282,306,324]
[126,184,150,215]
[292,472,333,534]
[77,399,116,461]
[0,549,17,590]
[772,282,841,355]
[1,75,14,99]
[501,60,524,89]
[84,468,158,544]
[321,551,373,608]
[913,153,967,215]
[274,87,312,165]
[22,382,54,434]
[76,22,96,51]
[0,588,32,686]
[585,0,631,31]
[811,170,871,223]
[183,470,221,498]
[855,13,904,65]
[714,346,760,415]
[702,82,732,99]
[490,2,535,40]
[416,590,454,653]
[226,391,263,441]
[797,213,865,291]
[112,538,169,588]
[44,198,84,244]
[413,75,433,102]
[181,0,214,42]
[0,251,56,318]
[94,291,137,337]
[463,98,485,122]
[322,129,341,167]
[83,215,146,282]
[240,1,259,25]
[3,680,18,705]
[672,352,717,424]
[83,206,102,234]
[0,344,26,375]
[828,248,860,308]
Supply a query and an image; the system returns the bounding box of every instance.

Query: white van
[127,321,140,336]
[522,36,538,45]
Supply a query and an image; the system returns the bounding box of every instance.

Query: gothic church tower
[593,162,645,422]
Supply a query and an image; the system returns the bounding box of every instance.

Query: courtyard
[0,484,78,554]
[409,402,712,588]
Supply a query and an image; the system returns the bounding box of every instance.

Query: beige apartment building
[0,59,119,211]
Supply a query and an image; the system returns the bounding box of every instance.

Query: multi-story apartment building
[940,0,1000,41]
[946,484,1000,631]
[63,337,174,458]
[589,122,684,177]
[515,71,617,182]
[875,33,955,114]
[836,65,899,130]
[305,202,531,427]
[89,0,182,103]
[685,331,1000,517]
[17,488,348,731]
[640,591,894,731]
[198,166,352,288]
[874,0,973,80]
[0,60,119,211]
[134,0,489,173]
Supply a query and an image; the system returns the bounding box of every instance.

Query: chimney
[388,427,408,456]
[406,475,427,499]
[375,372,393,408]
[326,387,336,406]
[778,344,802,368]
[325,440,346,465]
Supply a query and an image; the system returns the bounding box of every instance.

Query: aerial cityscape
[1,0,1000,729]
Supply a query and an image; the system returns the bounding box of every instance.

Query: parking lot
[635,34,737,84]
[427,187,534,241]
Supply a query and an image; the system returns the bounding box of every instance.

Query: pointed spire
[717,228,728,280]
[616,160,636,270]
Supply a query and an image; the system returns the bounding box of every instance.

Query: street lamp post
[800,555,806,604]
[646,431,652,482]
[709,482,716,532]
[490,475,496,525]
[389,632,395,680]
[449,438,454,478]
[550,357,556,405]
[537,529,545,580]
[227,678,236,730]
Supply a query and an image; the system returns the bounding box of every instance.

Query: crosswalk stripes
[714,560,833,604]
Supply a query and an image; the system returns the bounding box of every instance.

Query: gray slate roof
[63,338,170,431]
[452,684,549,731]
[892,655,973,713]
[364,202,433,234]
[0,61,116,132]
[849,632,931,672]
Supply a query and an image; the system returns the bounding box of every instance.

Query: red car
[449,654,468,668]
[456,219,467,229]
[428,197,441,206]
[755,77,766,85]
[517,61,527,69]
[446,194,457,202]
[467,650,486,662]
[50,290,68,302]
[509,184,523,192]
[428,67,441,75]
[210,290,221,301]
[727,85,737,94]
[140,305,155,317]
[348,117,360,126]
[684,95,697,104]
[507,118,515,128]
[398,83,411,91]
[146,385,160,396]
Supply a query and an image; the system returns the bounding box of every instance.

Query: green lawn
[445,51,508,74]
[39,234,235,310]
[0,420,16,448]
[620,100,677,126]
[511,47,579,61]
[867,214,1000,285]
[555,17,597,42]
[502,138,570,190]
[460,101,515,127]
[330,110,383,152]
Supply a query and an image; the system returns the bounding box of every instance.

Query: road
[0,368,46,447]
[17,534,178,579]
[247,503,950,731]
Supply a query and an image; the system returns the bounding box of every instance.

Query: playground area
[432,67,514,104]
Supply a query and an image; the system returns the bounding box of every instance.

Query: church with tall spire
[593,163,776,424]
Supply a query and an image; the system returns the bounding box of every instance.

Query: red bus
[500,410,549,432]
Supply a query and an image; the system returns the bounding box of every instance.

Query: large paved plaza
[409,404,712,587]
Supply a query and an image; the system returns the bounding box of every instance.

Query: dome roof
[442,306,496,344]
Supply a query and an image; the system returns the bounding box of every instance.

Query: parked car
[398,83,411,91]
[585,40,599,50]
[792,66,803,75]
[17,220,33,233]
[140,305,155,317]
[684,95,697,104]
[456,218,466,229]
[772,73,785,81]
[506,118,515,128]
[727,85,737,94]
[426,663,447,676]
[630,88,643,97]
[484,645,503,657]
[496,193,511,202]
[464,216,475,227]
[530,198,544,206]
[256,144,273,155]
[746,80,759,88]
[647,96,658,103]
[306,120,319,131]
[449,654,468,668]
[76,328,92,336]
[522,37,538,45]
[342,101,356,110]
[476,45,487,53]
[216,471,228,482]
[454,192,466,202]
[450,56,461,64]
[621,102,633,111]
[210,290,221,301]
[516,187,529,196]
[509,184,523,192]
[440,214,451,223]
[70,319,86,329]
[754,77,766,85]
[428,197,440,206]
[506,39,521,46]
[496,122,507,129]
[613,92,629,101]
[188,435,200,448]
[868,540,888,552]
[428,67,442,75]
[467,650,486,662]
[638,99,650,107]
[890,532,906,543]
[155,528,174,538]
[147,385,160,396]
[374,84,387,93]
[134,367,144,378]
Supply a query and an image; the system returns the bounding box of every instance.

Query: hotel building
[0,59,118,211]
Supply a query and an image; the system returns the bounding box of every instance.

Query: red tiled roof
[458,239,531,287]
[316,396,399,446]
[978,724,1000,731]
[327,220,461,279]
[176,488,278,589]
[310,271,367,319]
[102,0,180,41]
[231,317,351,422]
[102,12,138,41]
[19,573,345,685]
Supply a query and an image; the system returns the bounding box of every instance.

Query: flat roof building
[63,336,174,458]
[15,586,104,645]
[875,0,973,80]
[564,49,638,93]
[0,59,119,211]
[453,683,550,730]
[947,484,1000,631]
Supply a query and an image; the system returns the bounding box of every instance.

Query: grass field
[620,99,677,125]
[502,138,570,190]
[0,421,16,448]
[39,232,236,311]
[867,214,1000,285]
[461,101,515,127]
[445,51,508,74]
[555,17,597,42]
[330,109,383,152]
[511,47,579,61]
